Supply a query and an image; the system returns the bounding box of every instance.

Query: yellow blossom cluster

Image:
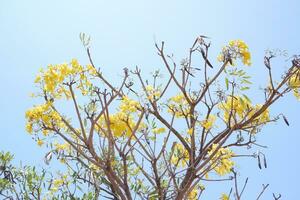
[220,193,230,200]
[200,115,216,130]
[53,179,64,187]
[119,96,141,113]
[167,93,190,118]
[97,112,136,137]
[89,163,102,173]
[219,96,270,127]
[50,175,68,193]
[34,59,96,98]
[97,96,144,137]
[208,144,235,176]
[25,101,64,135]
[218,40,251,66]
[54,142,71,152]
[171,143,189,167]
[145,85,161,101]
[187,188,198,200]
[288,70,300,100]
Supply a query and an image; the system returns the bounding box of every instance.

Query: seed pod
[264,56,271,69]
[282,115,290,126]
[263,155,267,168]
[44,152,52,165]
[258,155,262,169]
[200,48,213,68]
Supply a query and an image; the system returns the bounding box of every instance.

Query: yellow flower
[167,93,190,118]
[293,89,300,100]
[34,75,41,83]
[200,115,216,130]
[288,70,300,100]
[50,187,58,192]
[53,179,64,187]
[25,102,64,135]
[97,112,136,137]
[54,143,70,152]
[218,40,251,66]
[187,188,198,200]
[59,158,66,164]
[171,143,189,167]
[25,123,33,134]
[289,72,300,88]
[119,96,141,113]
[70,58,79,68]
[37,139,44,147]
[90,164,102,173]
[187,128,193,135]
[220,193,230,200]
[32,59,94,99]
[145,85,161,101]
[42,129,49,136]
[87,64,98,76]
[219,96,269,127]
[208,144,235,176]
[152,127,166,134]
[96,97,145,138]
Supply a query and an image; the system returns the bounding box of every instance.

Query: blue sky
[0,0,299,199]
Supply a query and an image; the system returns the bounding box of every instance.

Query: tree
[17,35,300,199]
[0,151,99,199]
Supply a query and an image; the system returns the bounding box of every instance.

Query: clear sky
[0,0,299,199]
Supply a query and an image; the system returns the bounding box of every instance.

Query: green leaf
[239,97,245,106]
[242,94,252,103]
[225,78,229,90]
[243,75,251,79]
[83,118,87,127]
[240,87,250,91]
[241,79,252,84]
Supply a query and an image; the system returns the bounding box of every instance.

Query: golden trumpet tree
[23,36,300,200]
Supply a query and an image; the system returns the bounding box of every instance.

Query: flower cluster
[288,69,300,100]
[200,115,216,130]
[167,93,190,118]
[171,143,189,167]
[208,144,235,176]
[145,85,161,101]
[50,175,68,193]
[119,96,141,113]
[97,112,136,137]
[187,188,198,200]
[219,96,269,127]
[25,102,64,135]
[54,142,70,152]
[34,59,95,98]
[218,40,251,66]
[97,97,142,137]
[220,193,230,200]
